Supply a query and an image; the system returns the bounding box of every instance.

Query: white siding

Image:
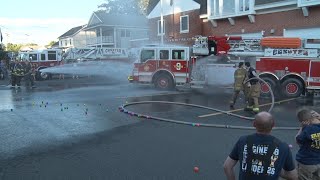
[148,0,200,19]
[284,27,320,39]
[73,31,87,48]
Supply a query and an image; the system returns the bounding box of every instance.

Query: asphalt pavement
[0,77,319,180]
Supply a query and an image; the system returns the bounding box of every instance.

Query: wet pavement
[0,77,319,180]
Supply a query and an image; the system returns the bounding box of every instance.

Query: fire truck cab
[129,45,191,90]
[18,49,63,80]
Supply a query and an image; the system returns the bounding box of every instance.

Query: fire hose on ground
[118,77,299,130]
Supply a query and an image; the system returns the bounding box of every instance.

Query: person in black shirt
[295,109,320,180]
[223,111,298,180]
[245,62,261,113]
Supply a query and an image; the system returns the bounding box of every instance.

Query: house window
[64,40,67,46]
[69,39,72,45]
[239,0,250,12]
[180,15,189,33]
[158,20,165,35]
[211,0,254,18]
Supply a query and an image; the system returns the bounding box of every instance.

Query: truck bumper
[128,75,134,83]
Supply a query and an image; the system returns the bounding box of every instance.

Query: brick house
[147,0,320,46]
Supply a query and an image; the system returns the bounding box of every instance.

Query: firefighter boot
[229,101,234,108]
[252,107,260,114]
[128,76,133,82]
[244,106,253,111]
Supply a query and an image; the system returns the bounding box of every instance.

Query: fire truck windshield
[141,49,155,62]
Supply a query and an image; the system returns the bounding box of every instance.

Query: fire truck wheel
[281,78,303,98]
[154,74,174,90]
[36,71,50,81]
[260,77,276,98]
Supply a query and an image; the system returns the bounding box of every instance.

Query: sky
[0,0,105,46]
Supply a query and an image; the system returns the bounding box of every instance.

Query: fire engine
[18,49,63,80]
[128,36,320,98]
[128,45,191,90]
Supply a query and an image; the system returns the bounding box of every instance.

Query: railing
[86,36,114,45]
[255,0,297,10]
[298,0,320,7]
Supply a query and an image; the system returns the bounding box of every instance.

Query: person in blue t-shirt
[223,111,298,180]
[296,109,320,180]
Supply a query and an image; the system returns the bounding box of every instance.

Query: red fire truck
[129,36,320,98]
[128,45,191,90]
[192,35,320,98]
[18,49,63,80]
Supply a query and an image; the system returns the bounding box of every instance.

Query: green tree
[98,0,150,15]
[45,41,57,48]
[0,44,7,60]
[6,43,22,52]
[138,0,150,15]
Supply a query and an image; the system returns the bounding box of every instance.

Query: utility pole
[160,0,164,45]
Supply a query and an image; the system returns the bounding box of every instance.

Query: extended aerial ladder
[193,35,319,58]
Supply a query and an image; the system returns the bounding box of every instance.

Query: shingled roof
[58,25,86,38]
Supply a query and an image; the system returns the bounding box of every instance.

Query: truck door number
[175,63,182,70]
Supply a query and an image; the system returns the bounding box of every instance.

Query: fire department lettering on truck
[265,49,318,58]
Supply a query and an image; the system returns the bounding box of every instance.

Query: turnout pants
[230,88,249,106]
[25,74,35,87]
[248,83,261,111]
[11,75,22,87]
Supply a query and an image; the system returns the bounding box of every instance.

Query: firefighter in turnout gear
[245,62,261,113]
[24,60,36,88]
[230,62,248,108]
[10,60,25,88]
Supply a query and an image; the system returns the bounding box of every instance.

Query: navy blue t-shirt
[229,133,295,180]
[248,67,258,84]
[296,124,320,165]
